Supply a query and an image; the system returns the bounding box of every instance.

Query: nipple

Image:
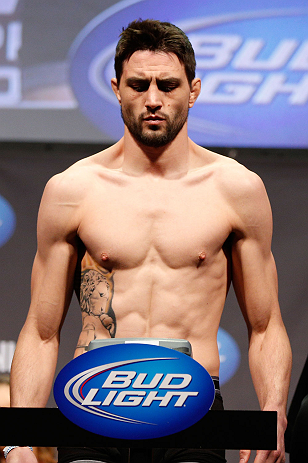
[101,252,109,261]
[197,251,206,268]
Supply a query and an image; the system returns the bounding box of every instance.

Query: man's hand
[239,449,285,463]
[6,447,38,463]
[239,419,286,463]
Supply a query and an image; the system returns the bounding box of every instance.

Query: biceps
[232,237,279,332]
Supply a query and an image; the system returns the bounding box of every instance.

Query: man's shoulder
[43,160,92,203]
[211,152,265,197]
[210,154,272,227]
[193,148,270,217]
[37,149,117,236]
[44,143,122,198]
[193,145,264,190]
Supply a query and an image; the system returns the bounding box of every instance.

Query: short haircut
[114,19,196,85]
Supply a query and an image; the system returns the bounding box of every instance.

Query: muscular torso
[72,150,236,375]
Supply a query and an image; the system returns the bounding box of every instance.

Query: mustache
[140,111,169,121]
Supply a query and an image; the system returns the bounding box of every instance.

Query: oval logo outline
[69,0,308,147]
[0,195,16,248]
[54,344,215,439]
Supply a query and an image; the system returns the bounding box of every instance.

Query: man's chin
[135,130,171,148]
[138,137,169,148]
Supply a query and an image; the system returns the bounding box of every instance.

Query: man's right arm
[7,173,81,461]
[10,243,77,406]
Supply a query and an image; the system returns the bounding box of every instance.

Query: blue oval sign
[218,327,241,385]
[69,0,308,148]
[54,344,215,439]
[0,195,16,248]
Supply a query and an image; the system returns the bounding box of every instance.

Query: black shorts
[58,389,226,463]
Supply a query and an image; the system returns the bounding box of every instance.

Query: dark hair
[114,19,196,84]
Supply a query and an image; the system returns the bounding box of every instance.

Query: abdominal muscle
[74,254,227,376]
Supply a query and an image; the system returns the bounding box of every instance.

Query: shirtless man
[8,19,291,463]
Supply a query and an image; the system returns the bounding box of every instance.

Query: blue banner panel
[54,344,215,439]
[70,0,308,147]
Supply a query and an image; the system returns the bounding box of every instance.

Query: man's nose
[145,84,162,110]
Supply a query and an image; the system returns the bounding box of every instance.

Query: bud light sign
[54,344,215,439]
[69,0,308,148]
[0,195,16,248]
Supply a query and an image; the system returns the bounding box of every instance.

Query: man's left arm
[230,170,292,463]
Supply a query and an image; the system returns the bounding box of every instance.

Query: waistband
[211,375,220,392]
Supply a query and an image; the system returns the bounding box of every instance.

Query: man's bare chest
[77,175,232,270]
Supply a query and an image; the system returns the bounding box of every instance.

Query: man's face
[113,51,197,148]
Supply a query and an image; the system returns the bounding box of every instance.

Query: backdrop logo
[54,344,215,439]
[69,0,308,147]
[0,195,16,247]
[218,327,241,384]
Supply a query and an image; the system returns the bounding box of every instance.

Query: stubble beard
[121,106,189,148]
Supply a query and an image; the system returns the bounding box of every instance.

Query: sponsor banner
[218,328,241,385]
[0,0,22,106]
[69,0,308,147]
[54,344,215,439]
[0,195,16,247]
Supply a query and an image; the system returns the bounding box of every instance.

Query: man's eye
[131,84,147,92]
[160,84,177,93]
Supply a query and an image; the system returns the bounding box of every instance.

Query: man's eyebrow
[157,77,181,84]
[125,77,182,84]
[125,77,150,85]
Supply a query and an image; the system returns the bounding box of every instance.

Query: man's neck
[120,127,192,178]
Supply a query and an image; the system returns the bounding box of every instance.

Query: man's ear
[188,77,201,108]
[111,77,121,104]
